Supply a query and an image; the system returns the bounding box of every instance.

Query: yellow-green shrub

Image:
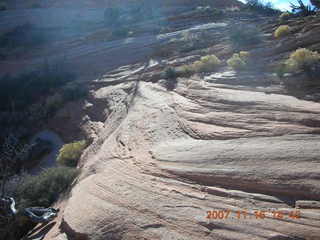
[274,25,291,38]
[191,55,221,72]
[57,140,87,167]
[279,12,291,22]
[285,48,320,72]
[227,51,250,70]
[239,51,250,60]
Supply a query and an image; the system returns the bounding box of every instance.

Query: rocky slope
[2,1,320,240]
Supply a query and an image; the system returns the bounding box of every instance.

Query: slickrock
[3,1,319,239]
[56,75,320,240]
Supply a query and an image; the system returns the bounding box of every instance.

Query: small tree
[0,135,31,198]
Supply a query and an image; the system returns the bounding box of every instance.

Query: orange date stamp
[206,209,301,220]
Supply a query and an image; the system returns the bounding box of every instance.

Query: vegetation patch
[0,67,75,111]
[190,55,222,73]
[57,140,87,167]
[274,25,291,38]
[163,67,178,91]
[227,51,251,71]
[285,48,320,73]
[15,167,78,209]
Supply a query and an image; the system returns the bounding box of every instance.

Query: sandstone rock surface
[3,2,319,240]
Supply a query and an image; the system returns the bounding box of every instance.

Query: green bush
[163,67,178,91]
[164,67,178,80]
[285,48,320,73]
[274,25,291,38]
[57,141,86,167]
[15,167,78,209]
[227,51,251,71]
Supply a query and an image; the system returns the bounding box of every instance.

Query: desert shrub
[229,26,261,49]
[57,141,86,167]
[164,67,178,80]
[0,2,7,10]
[191,55,221,73]
[274,25,291,38]
[163,67,178,91]
[244,0,280,15]
[227,51,251,71]
[279,12,292,22]
[174,55,221,75]
[285,48,320,73]
[15,167,78,209]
